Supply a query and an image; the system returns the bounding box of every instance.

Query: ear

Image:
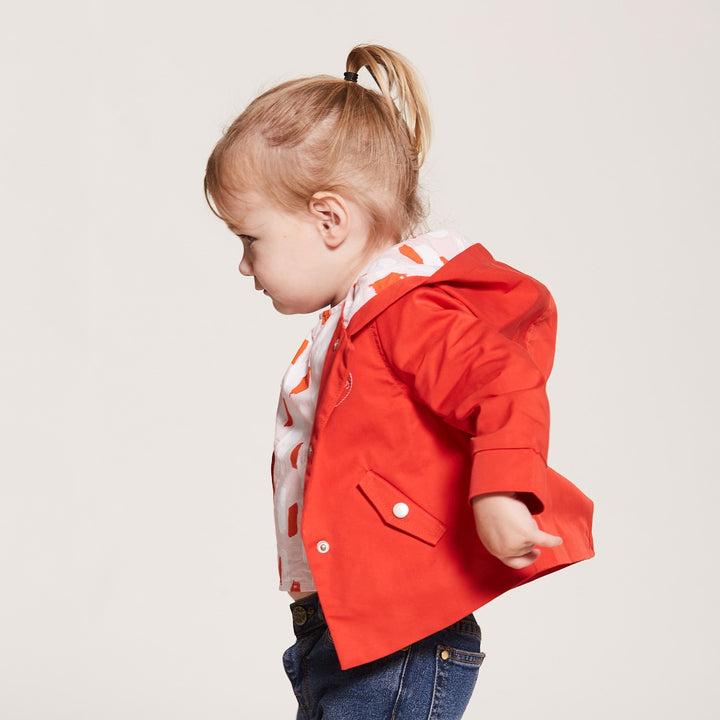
[307,192,350,248]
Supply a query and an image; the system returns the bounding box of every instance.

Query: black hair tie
[343,71,359,82]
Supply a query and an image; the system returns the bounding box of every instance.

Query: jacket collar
[346,241,495,337]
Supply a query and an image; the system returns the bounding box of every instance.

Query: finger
[533,531,563,548]
[501,548,540,569]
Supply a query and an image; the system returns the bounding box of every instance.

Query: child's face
[221,192,362,315]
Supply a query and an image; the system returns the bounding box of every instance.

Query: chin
[270,298,298,315]
[272,299,324,316]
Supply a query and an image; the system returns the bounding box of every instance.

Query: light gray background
[2,1,718,717]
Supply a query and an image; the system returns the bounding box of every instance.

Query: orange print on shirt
[290,580,301,592]
[292,339,309,364]
[321,309,331,324]
[290,442,302,469]
[370,272,408,294]
[290,368,310,395]
[288,503,299,537]
[399,245,424,264]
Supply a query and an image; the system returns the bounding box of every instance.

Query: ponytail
[345,45,431,168]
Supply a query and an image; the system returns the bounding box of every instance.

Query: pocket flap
[357,471,447,546]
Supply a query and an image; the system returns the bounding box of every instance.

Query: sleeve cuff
[469,448,547,514]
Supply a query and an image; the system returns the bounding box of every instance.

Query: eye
[237,234,256,245]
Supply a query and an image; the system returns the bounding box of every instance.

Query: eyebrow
[225,213,253,233]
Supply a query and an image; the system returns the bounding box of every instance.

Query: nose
[238,248,253,276]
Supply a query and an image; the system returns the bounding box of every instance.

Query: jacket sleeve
[372,278,557,513]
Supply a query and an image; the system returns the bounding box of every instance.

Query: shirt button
[392,502,410,519]
[307,444,313,459]
[316,540,330,554]
[332,339,339,351]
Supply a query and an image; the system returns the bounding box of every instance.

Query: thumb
[533,531,563,549]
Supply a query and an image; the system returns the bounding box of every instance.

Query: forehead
[216,190,268,229]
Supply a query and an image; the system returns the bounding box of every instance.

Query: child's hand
[471,492,563,569]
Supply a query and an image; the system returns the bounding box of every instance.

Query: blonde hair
[204,44,431,244]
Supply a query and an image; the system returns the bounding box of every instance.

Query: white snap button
[392,502,410,519]
[316,540,330,554]
[332,339,339,351]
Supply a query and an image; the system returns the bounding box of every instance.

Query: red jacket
[301,242,594,669]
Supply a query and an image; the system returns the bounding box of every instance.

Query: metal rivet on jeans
[292,606,308,626]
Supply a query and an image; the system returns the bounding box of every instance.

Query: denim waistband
[288,592,481,645]
[288,593,326,637]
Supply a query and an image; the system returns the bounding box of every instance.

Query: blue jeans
[282,594,484,720]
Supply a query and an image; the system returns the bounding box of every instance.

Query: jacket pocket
[357,470,447,546]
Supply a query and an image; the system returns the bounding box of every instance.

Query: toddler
[205,44,594,720]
